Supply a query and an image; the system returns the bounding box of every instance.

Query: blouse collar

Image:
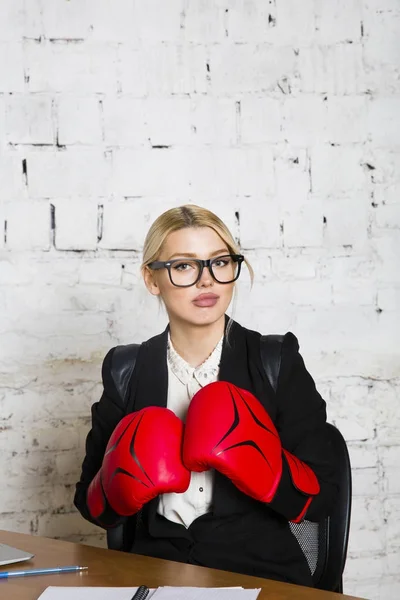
[167,332,223,386]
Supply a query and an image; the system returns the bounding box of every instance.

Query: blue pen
[0,565,88,579]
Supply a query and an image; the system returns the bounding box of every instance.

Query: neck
[168,316,226,368]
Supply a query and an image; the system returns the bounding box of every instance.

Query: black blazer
[74,318,338,585]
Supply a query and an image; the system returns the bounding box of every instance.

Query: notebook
[38,586,261,600]
[0,542,34,566]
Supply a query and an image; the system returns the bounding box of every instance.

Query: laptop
[0,542,34,566]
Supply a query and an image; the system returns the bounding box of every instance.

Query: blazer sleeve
[74,347,127,528]
[267,332,339,522]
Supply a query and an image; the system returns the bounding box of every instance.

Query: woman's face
[144,227,235,328]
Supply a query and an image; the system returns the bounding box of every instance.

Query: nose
[197,264,213,288]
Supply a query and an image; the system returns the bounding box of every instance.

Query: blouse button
[199,487,204,492]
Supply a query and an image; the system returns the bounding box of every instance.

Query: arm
[74,348,127,528]
[183,334,339,523]
[75,348,190,529]
[267,332,339,522]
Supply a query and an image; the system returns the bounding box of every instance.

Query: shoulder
[238,320,300,355]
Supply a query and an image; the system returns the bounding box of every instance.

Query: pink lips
[192,293,219,308]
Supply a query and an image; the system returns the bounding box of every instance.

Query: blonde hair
[141,204,254,282]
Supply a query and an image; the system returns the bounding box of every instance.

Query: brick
[209,44,296,94]
[5,201,50,250]
[345,553,384,580]
[23,0,42,40]
[282,96,326,145]
[314,0,362,44]
[0,203,5,250]
[288,280,332,306]
[57,96,102,145]
[275,150,310,208]
[26,40,118,94]
[78,259,122,287]
[191,97,237,146]
[42,0,92,40]
[116,48,147,96]
[375,203,400,229]
[0,153,27,199]
[311,145,366,195]
[36,511,100,538]
[183,0,226,43]
[53,199,98,251]
[188,147,274,198]
[351,467,380,497]
[272,253,317,280]
[283,199,324,248]
[384,497,400,550]
[332,278,375,307]
[89,0,139,42]
[28,149,110,197]
[381,446,400,494]
[0,257,35,286]
[297,43,365,94]
[344,579,380,600]
[135,0,183,43]
[226,0,277,43]
[5,95,53,145]
[348,445,378,469]
[325,96,368,144]
[365,149,400,186]
[373,184,400,206]
[367,97,400,148]
[0,42,24,92]
[145,44,208,96]
[145,97,194,146]
[322,194,368,247]
[240,197,281,249]
[0,0,25,42]
[363,12,400,94]
[103,97,147,146]
[0,94,5,149]
[377,287,400,312]
[240,97,282,144]
[272,0,316,46]
[372,232,400,283]
[111,148,190,197]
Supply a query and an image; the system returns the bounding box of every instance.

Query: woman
[74,204,338,587]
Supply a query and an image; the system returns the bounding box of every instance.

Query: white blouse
[157,333,223,528]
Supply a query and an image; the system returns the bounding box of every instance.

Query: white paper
[37,586,260,600]
[151,588,261,600]
[37,587,157,600]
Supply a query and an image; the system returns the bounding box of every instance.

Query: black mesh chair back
[289,423,352,592]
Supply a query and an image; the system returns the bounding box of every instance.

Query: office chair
[289,423,352,592]
[107,422,352,594]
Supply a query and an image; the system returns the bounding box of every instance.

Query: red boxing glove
[87,407,190,523]
[183,381,320,520]
[183,381,282,503]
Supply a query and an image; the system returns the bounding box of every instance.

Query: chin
[185,306,227,327]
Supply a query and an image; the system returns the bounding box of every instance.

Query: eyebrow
[166,249,230,260]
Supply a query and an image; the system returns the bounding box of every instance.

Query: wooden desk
[0,530,366,600]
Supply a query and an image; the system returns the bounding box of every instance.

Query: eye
[173,261,195,272]
[213,256,232,268]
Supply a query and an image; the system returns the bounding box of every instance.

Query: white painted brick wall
[0,1,399,597]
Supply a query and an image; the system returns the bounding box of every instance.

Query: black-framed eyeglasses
[148,254,245,288]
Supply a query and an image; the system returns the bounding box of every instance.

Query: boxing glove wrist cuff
[282,449,320,523]
[87,471,123,528]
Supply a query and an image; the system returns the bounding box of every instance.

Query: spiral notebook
[38,586,261,600]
